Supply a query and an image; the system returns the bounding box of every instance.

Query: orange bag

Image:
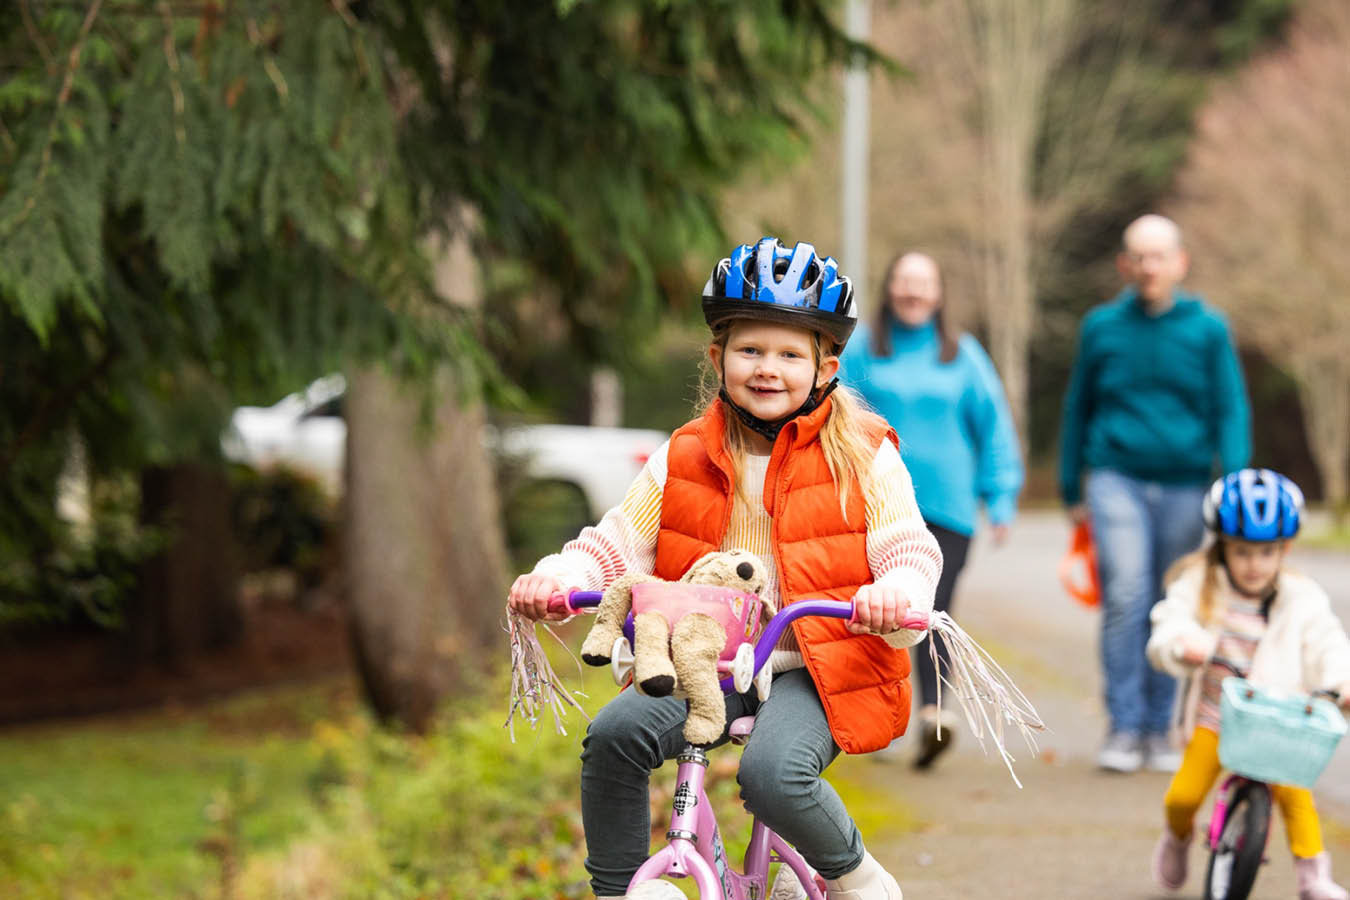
[1058,521,1101,608]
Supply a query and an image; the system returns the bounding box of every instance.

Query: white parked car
[222,375,667,520]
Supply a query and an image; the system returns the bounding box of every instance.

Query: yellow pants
[1163,726,1323,859]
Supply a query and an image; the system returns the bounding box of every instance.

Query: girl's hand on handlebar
[507,573,571,622]
[848,584,910,635]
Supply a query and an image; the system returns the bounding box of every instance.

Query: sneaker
[1097,732,1144,773]
[1144,733,1182,773]
[1296,853,1350,900]
[1152,828,1192,890]
[913,718,955,770]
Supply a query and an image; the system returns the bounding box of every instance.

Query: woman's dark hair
[869,252,960,363]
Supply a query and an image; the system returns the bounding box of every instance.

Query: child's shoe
[1295,853,1350,900]
[824,851,903,900]
[1151,827,1191,891]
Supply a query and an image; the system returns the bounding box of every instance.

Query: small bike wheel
[1203,782,1270,900]
[626,879,686,900]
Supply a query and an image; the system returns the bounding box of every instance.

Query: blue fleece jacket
[839,320,1023,537]
[1057,287,1251,505]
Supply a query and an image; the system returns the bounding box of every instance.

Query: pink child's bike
[509,587,1044,900]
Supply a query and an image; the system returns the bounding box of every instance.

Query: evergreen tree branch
[20,0,53,68]
[0,348,116,478]
[0,113,15,156]
[245,17,289,103]
[1,0,105,236]
[158,1,188,148]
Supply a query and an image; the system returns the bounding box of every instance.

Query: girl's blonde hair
[697,322,881,514]
[1164,541,1227,626]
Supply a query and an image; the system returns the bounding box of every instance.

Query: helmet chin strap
[719,378,839,444]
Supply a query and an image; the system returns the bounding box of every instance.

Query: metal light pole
[840,0,872,310]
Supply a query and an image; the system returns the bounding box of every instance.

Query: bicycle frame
[557,592,928,900]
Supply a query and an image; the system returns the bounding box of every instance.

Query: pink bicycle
[510,589,1043,900]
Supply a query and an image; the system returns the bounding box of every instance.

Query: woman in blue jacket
[840,251,1024,769]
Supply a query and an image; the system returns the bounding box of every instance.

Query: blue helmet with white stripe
[702,237,858,351]
[1203,468,1305,542]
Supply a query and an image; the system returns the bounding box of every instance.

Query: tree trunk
[131,463,243,669]
[343,366,509,732]
[1293,357,1350,523]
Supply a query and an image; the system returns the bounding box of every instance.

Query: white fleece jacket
[1147,563,1350,737]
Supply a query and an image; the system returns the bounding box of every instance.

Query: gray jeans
[580,668,864,896]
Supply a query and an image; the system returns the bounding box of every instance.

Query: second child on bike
[1145,468,1350,900]
[507,236,943,900]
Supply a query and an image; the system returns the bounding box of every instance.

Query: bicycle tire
[1203,781,1270,900]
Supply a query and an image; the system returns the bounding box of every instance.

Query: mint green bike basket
[1218,677,1347,789]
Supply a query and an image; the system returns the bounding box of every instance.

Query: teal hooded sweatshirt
[1057,287,1251,505]
[839,319,1023,537]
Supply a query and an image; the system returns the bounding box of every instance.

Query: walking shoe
[913,706,957,770]
[825,851,903,899]
[1295,852,1350,900]
[1097,731,1144,773]
[1144,733,1182,773]
[1151,828,1192,891]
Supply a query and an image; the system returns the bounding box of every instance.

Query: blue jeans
[579,668,863,897]
[1085,469,1207,737]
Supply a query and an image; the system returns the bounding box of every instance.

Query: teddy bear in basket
[579,550,773,745]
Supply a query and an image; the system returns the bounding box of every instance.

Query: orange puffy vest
[654,397,912,754]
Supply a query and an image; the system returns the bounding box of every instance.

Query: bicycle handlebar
[545,591,930,691]
[1210,655,1341,703]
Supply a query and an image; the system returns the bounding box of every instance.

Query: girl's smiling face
[710,321,838,426]
[1223,538,1288,595]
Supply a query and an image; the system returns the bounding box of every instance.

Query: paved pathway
[846,511,1350,899]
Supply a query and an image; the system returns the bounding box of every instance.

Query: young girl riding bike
[1146,468,1350,900]
[507,236,943,900]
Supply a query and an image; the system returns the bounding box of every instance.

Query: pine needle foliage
[1,0,874,618]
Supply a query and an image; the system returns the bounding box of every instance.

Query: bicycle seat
[729,715,755,745]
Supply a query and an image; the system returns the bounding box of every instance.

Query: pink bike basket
[630,582,764,661]
[1217,677,1347,789]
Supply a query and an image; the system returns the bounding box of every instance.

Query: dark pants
[913,520,971,709]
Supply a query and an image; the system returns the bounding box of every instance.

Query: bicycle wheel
[1203,782,1270,900]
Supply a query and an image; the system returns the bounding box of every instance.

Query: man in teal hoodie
[1058,214,1250,775]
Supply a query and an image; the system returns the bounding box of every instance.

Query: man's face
[1118,229,1188,305]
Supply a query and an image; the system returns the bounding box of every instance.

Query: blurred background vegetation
[3,0,1349,896]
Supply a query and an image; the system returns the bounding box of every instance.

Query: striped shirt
[1197,595,1268,732]
[533,438,944,672]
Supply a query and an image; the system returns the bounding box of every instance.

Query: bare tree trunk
[1293,357,1350,523]
[132,463,242,669]
[343,366,509,731]
[969,0,1072,448]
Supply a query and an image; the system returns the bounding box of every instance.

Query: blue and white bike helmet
[702,237,858,352]
[1202,468,1305,542]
